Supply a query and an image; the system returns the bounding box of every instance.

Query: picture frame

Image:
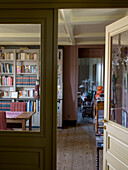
[11,92,18,98]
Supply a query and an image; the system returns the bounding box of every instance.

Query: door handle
[102,119,108,123]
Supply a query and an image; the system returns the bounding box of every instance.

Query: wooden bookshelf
[0,48,40,127]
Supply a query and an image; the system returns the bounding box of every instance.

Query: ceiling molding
[61,9,75,45]
[71,14,124,25]
[76,41,105,45]
[74,33,105,38]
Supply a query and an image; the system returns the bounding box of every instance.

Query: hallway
[57,124,103,170]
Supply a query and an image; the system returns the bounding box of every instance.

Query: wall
[63,46,78,125]
[63,45,105,126]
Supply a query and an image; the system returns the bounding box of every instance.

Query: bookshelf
[0,48,40,127]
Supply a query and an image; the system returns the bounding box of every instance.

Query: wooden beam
[74,33,105,38]
[58,33,70,38]
[58,41,72,45]
[71,14,124,25]
[60,9,75,45]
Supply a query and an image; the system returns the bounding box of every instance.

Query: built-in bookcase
[0,48,40,127]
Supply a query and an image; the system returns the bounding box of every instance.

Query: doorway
[57,8,128,170]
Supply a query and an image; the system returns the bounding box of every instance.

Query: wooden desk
[96,101,104,134]
[6,111,35,131]
[96,135,103,170]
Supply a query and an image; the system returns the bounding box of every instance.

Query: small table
[6,111,35,131]
[96,135,103,170]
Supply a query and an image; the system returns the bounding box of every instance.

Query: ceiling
[58,8,128,45]
[0,9,127,46]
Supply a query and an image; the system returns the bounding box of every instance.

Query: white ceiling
[58,8,128,45]
[0,9,127,46]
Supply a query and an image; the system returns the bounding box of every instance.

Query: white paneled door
[104,16,128,170]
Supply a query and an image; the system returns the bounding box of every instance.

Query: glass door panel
[111,30,128,128]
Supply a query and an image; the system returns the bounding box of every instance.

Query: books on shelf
[17,53,38,60]
[0,53,14,60]
[0,100,11,111]
[16,75,37,86]
[19,89,35,98]
[0,76,13,86]
[0,63,13,73]
[16,65,37,73]
[0,90,10,97]
[26,99,40,112]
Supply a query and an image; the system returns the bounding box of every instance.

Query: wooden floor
[57,124,103,170]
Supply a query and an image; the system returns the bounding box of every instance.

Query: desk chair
[8,102,26,129]
[0,111,7,130]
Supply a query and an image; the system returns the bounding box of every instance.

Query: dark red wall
[63,45,105,125]
[63,46,78,123]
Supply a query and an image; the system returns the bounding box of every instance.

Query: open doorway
[57,8,128,170]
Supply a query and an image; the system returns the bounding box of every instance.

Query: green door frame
[0,2,128,170]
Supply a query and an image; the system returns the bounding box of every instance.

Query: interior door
[0,10,56,170]
[103,16,128,170]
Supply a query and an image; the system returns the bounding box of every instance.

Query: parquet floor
[57,124,103,170]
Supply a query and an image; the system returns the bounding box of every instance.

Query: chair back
[0,111,7,130]
[10,102,26,111]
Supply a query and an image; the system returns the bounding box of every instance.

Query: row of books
[17,53,38,60]
[0,76,13,86]
[0,90,10,97]
[0,53,14,60]
[0,101,11,111]
[0,63,13,73]
[17,65,37,73]
[16,75,37,86]
[0,99,40,112]
[26,100,40,112]
[19,89,35,98]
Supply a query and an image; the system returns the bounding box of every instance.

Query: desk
[96,135,103,170]
[6,111,35,131]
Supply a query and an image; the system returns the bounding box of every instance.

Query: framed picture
[11,92,18,98]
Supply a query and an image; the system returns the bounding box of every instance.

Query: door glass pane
[0,24,41,132]
[111,30,128,128]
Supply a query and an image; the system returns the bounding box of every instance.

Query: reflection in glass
[111,30,128,128]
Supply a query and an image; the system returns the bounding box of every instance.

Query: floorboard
[57,124,103,170]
